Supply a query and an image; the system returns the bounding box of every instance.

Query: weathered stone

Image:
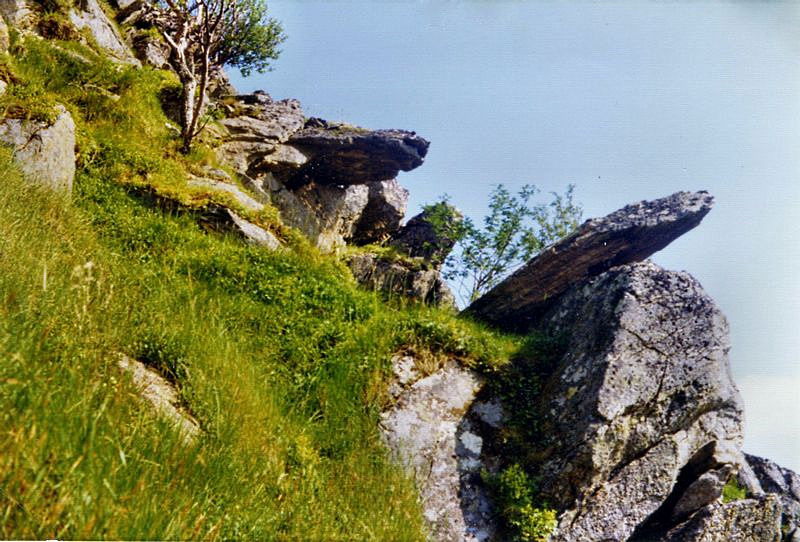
[465,191,714,330]
[660,495,782,542]
[118,354,200,442]
[522,261,744,541]
[380,357,494,542]
[0,105,75,192]
[219,98,305,145]
[130,29,169,69]
[350,179,409,244]
[199,206,280,250]
[745,454,800,540]
[187,176,264,213]
[347,253,455,307]
[69,0,140,64]
[266,179,369,252]
[287,117,429,187]
[390,204,461,265]
[671,467,733,522]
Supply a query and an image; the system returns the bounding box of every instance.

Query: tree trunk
[180,75,197,154]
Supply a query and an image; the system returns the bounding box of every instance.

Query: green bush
[487,464,557,542]
[722,477,747,503]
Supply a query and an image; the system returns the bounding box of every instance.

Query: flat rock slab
[465,191,714,330]
[288,118,429,186]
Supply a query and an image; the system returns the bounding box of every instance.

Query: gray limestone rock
[350,179,409,244]
[0,105,76,192]
[524,261,746,541]
[662,495,782,542]
[69,0,139,64]
[213,208,280,250]
[118,354,200,442]
[347,252,455,307]
[745,454,800,541]
[187,176,264,213]
[465,191,714,330]
[380,357,494,542]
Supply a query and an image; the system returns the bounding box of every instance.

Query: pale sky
[231,0,800,472]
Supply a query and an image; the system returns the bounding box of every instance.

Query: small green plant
[722,477,747,503]
[424,184,582,305]
[486,464,557,542]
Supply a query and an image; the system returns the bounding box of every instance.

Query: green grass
[0,29,554,540]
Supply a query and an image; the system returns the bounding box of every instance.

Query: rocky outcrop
[744,455,800,541]
[0,105,75,192]
[347,253,455,307]
[522,261,746,540]
[118,354,200,442]
[380,356,495,541]
[465,191,714,329]
[215,94,426,250]
[0,0,37,31]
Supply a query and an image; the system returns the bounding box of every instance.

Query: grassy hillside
[0,32,522,540]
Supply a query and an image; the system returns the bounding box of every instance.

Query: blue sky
[231,1,800,471]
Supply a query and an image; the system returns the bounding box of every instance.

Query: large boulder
[0,105,76,192]
[465,191,714,330]
[744,454,800,541]
[523,261,752,541]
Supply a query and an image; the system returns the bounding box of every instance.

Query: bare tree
[146,0,284,153]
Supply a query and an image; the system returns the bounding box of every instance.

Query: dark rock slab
[287,117,429,187]
[523,261,745,541]
[464,191,714,330]
[745,454,800,541]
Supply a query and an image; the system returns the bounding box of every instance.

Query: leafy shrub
[722,477,747,502]
[486,464,557,542]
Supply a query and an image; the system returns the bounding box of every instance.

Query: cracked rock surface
[524,260,752,541]
[745,454,800,541]
[0,105,75,192]
[380,357,494,541]
[216,96,423,250]
[466,191,714,330]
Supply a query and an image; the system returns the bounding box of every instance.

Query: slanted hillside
[0,2,797,541]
